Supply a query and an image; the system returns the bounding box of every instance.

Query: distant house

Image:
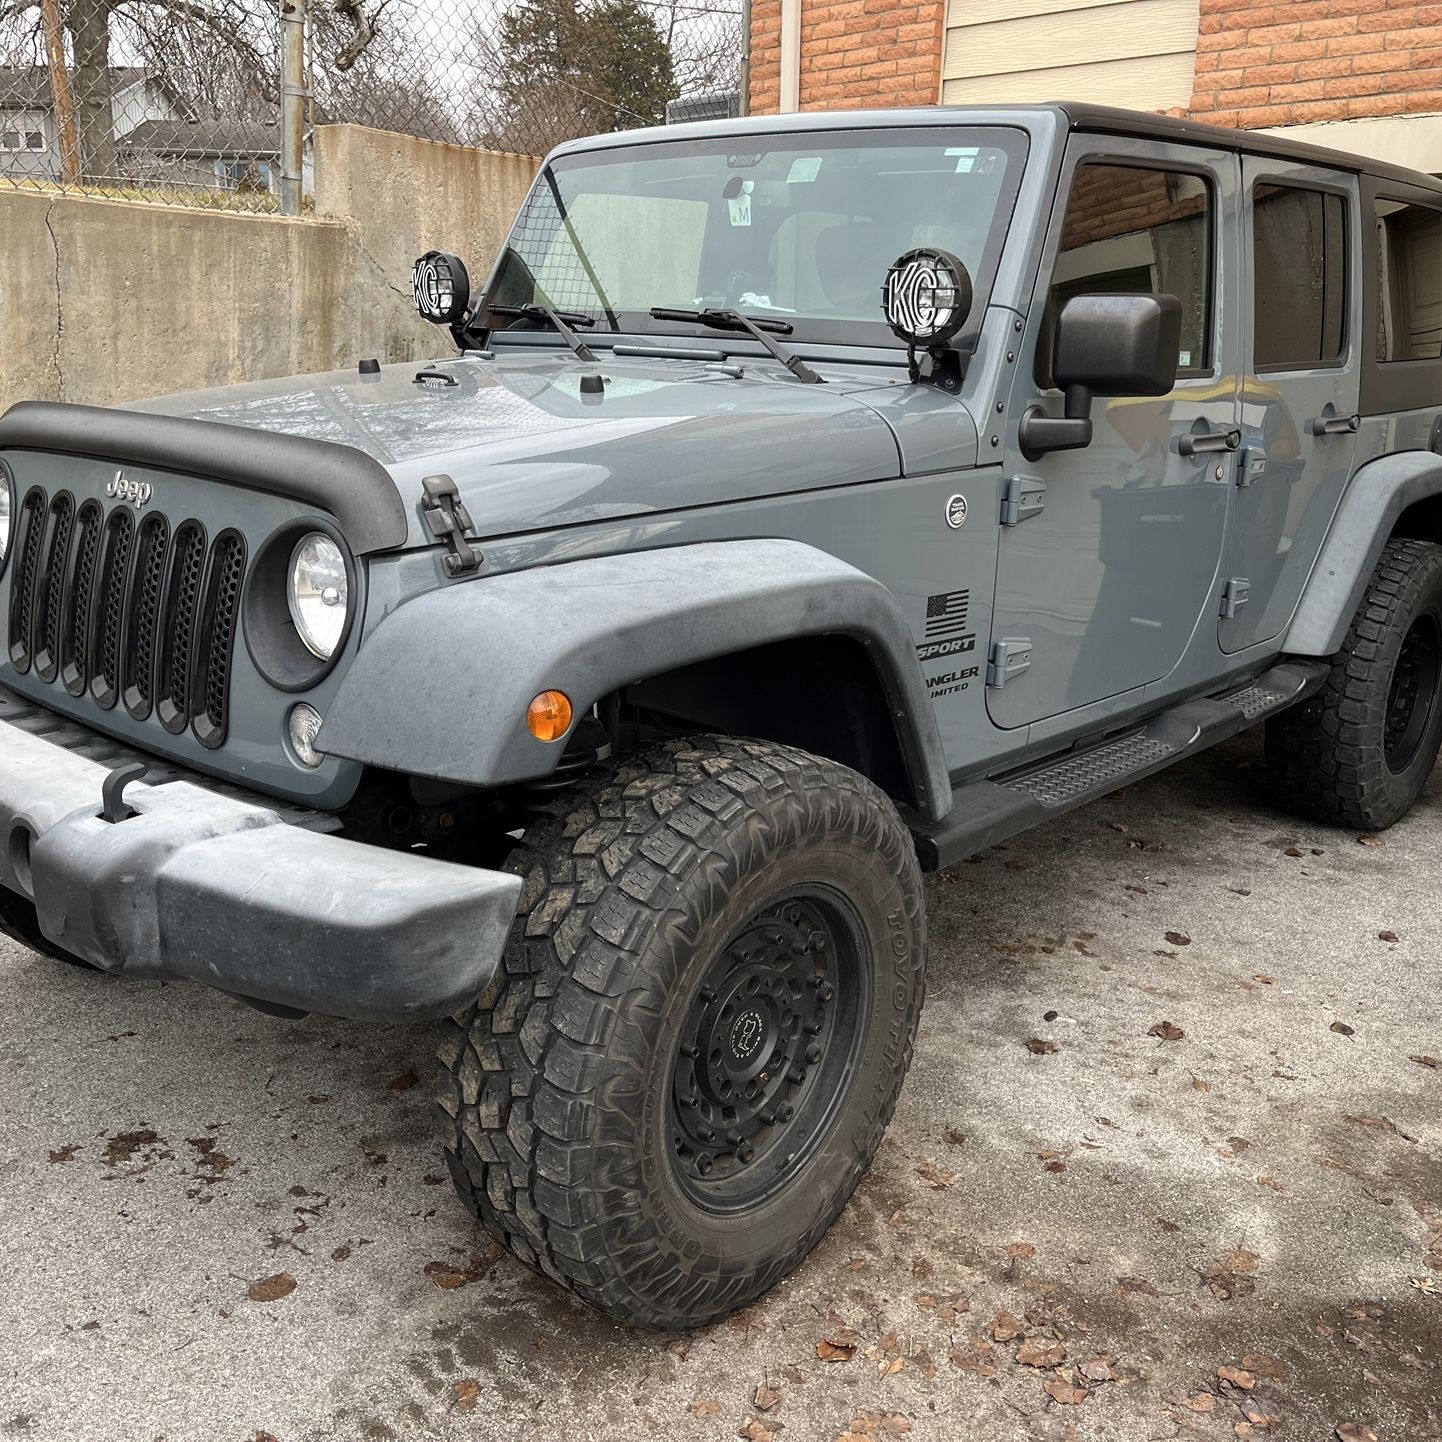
[0,66,304,198]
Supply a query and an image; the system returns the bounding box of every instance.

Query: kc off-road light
[527,690,573,742]
[287,703,325,768]
[287,531,348,660]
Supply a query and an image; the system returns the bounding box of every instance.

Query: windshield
[480,126,1028,349]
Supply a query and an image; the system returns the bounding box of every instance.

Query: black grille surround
[6,486,249,749]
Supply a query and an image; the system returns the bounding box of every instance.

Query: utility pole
[738,0,751,116]
[39,0,80,185]
[280,0,308,215]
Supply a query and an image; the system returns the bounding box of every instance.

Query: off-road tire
[1265,538,1442,830]
[437,735,926,1330]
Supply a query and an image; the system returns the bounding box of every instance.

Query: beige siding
[942,0,1199,110]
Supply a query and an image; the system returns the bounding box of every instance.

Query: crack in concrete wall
[41,196,64,402]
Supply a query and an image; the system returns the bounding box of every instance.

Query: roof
[0,65,155,109]
[121,119,281,159]
[553,101,1442,196]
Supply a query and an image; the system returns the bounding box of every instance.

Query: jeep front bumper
[0,696,522,1022]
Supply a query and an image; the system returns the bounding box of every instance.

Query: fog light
[527,690,573,742]
[287,703,325,768]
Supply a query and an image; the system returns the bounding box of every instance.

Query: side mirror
[1019,293,1183,461]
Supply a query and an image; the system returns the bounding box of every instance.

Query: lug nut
[699,985,717,1003]
[760,1110,777,1126]
[679,1092,699,1109]
[679,1042,698,1059]
[696,1153,714,1175]
[818,983,834,1002]
[736,1142,755,1164]
[805,1018,824,1035]
[788,1066,806,1084]
[805,1043,822,1064]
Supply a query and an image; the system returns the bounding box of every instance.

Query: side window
[1040,161,1212,386]
[1376,198,1442,362]
[1252,184,1348,369]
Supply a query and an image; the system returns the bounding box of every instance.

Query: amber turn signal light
[527,689,573,742]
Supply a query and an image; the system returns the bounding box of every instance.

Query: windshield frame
[477,123,1031,354]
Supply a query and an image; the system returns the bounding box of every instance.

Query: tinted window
[1041,162,1212,385]
[1376,198,1442,361]
[1252,184,1347,368]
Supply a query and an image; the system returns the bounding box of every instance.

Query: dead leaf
[1258,1175,1285,1194]
[424,1261,467,1290]
[691,1400,722,1418]
[387,1069,419,1092]
[1378,931,1399,943]
[1043,1378,1089,1405]
[1006,1241,1037,1259]
[1283,846,1304,857]
[1409,1055,1440,1069]
[1184,1393,1218,1413]
[989,1311,1024,1341]
[1149,1020,1185,1042]
[1335,1427,1379,1442]
[1079,1356,1117,1382]
[943,1127,966,1145]
[1344,1112,1416,1141]
[915,1159,957,1189]
[330,1245,351,1262]
[1241,1354,1287,1381]
[1026,1038,1059,1055]
[247,1273,296,1303]
[1218,1366,1256,1391]
[1116,1275,1160,1298]
[1329,1021,1355,1037]
[102,1129,160,1167]
[737,1419,777,1442]
[1165,931,1191,946]
[1357,835,1383,847]
[753,1382,781,1412]
[816,1329,860,1363]
[1017,1338,1067,1368]
[453,1379,480,1412]
[47,1144,80,1164]
[948,1338,996,1376]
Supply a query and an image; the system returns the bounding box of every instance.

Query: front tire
[1265,538,1442,830]
[437,736,926,1330]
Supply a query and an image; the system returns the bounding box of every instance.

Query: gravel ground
[1,732,1439,1442]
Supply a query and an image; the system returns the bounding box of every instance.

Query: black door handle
[1178,427,1242,457]
[1311,411,1360,436]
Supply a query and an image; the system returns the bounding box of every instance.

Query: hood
[126,350,913,545]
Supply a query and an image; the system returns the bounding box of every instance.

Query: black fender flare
[320,539,953,821]
[1286,450,1442,656]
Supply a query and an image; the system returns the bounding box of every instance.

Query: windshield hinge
[421,473,483,577]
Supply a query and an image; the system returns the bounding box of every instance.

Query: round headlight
[287,532,348,660]
[0,466,12,567]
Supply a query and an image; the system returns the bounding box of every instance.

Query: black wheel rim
[1384,612,1441,774]
[667,886,869,1214]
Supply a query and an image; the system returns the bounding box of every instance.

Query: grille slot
[156,520,206,734]
[122,514,170,720]
[5,484,250,744]
[6,489,46,672]
[193,529,246,748]
[34,492,75,683]
[89,507,134,710]
[61,501,103,696]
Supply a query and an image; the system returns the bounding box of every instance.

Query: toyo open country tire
[1267,538,1442,831]
[437,735,926,1330]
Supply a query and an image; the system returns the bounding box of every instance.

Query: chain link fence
[0,0,745,213]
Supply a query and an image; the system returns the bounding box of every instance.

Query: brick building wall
[1186,0,1442,130]
[747,0,946,114]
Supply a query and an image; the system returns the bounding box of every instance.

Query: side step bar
[909,660,1329,872]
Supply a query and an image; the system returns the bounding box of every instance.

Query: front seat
[814,220,884,317]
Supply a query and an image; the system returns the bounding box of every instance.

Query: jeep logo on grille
[106,471,152,509]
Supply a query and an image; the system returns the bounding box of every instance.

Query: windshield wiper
[490,302,598,363]
[649,307,824,384]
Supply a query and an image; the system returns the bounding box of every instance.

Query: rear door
[1221,160,1361,652]
[990,138,1242,728]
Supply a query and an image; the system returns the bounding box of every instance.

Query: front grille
[5,489,248,747]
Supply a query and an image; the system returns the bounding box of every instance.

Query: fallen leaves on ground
[691,1399,722,1418]
[753,1381,781,1412]
[816,1328,860,1362]
[1204,1248,1259,1301]
[948,1337,996,1376]
[1217,1365,1256,1391]
[1042,1377,1088,1405]
[1182,1393,1217,1414]
[989,1310,1025,1341]
[738,1417,778,1442]
[838,1412,911,1441]
[1149,1021,1185,1042]
[1335,1427,1378,1442]
[453,1379,480,1411]
[1378,930,1399,943]
[1079,1356,1117,1382]
[1344,1112,1417,1141]
[247,1273,296,1303]
[1241,1354,1287,1380]
[1329,1021,1355,1037]
[915,1159,957,1189]
[1017,1338,1067,1369]
[1410,1054,1440,1069]
[1357,835,1383,847]
[47,1144,80,1164]
[1164,931,1191,946]
[1006,1241,1037,1259]
[1026,1038,1059,1055]
[102,1129,161,1167]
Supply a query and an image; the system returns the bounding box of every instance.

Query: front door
[990,139,1242,729]
[1220,160,1361,652]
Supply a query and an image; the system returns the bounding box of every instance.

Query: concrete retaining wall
[0,125,539,414]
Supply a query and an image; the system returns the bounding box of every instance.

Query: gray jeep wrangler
[2,103,1441,1330]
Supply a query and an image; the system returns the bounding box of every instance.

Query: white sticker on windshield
[944,147,979,157]
[786,156,822,183]
[728,188,752,227]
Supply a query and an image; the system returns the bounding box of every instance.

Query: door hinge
[1238,448,1266,488]
[987,638,1032,688]
[1220,577,1251,619]
[1000,474,1046,526]
[421,473,483,577]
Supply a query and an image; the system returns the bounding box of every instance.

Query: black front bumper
[0,690,522,1021]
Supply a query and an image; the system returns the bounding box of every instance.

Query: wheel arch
[1286,450,1442,656]
[320,539,952,822]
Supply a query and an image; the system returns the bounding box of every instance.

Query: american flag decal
[924,589,970,638]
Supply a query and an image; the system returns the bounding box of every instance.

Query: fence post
[280,0,308,215]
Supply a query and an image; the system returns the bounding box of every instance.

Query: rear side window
[1041,161,1212,386]
[1375,198,1442,361]
[1252,183,1348,369]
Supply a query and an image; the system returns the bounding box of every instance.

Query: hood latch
[421,473,483,577]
